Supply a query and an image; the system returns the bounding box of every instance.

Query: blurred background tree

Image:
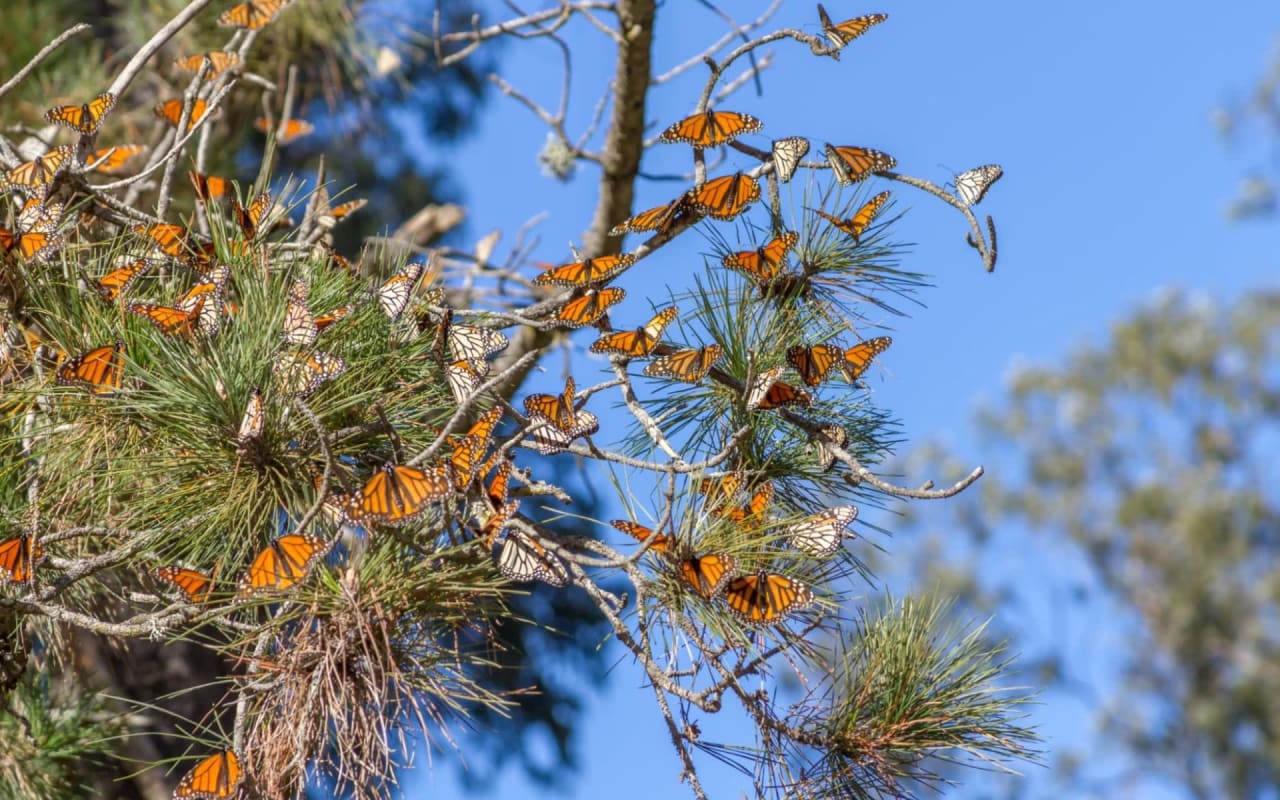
[899,288,1280,799]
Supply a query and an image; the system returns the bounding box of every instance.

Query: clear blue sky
[406,2,1280,797]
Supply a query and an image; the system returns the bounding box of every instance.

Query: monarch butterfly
[355,463,453,526]
[445,359,486,404]
[314,241,355,274]
[643,344,722,383]
[555,287,625,328]
[154,565,214,604]
[786,344,842,387]
[608,197,689,236]
[2,145,73,196]
[273,350,346,397]
[954,164,1003,207]
[316,198,367,229]
[746,366,812,410]
[840,336,892,382]
[785,505,858,557]
[177,264,229,337]
[314,304,352,332]
[232,191,272,240]
[824,144,896,185]
[700,475,772,522]
[282,280,318,346]
[90,258,150,301]
[816,6,889,49]
[57,342,124,394]
[154,98,210,131]
[254,117,314,143]
[239,534,331,597]
[218,0,288,29]
[485,458,512,510]
[771,136,810,183]
[528,410,598,455]
[44,92,115,135]
[497,529,569,586]
[189,171,229,202]
[376,262,424,320]
[722,231,798,282]
[173,749,242,800]
[658,109,763,148]
[133,223,193,261]
[235,386,264,449]
[813,424,849,472]
[723,571,814,625]
[87,144,146,175]
[523,376,584,434]
[590,305,678,357]
[480,499,521,547]
[812,191,890,245]
[129,301,205,337]
[689,173,760,220]
[679,552,738,599]
[0,207,64,262]
[611,519,671,551]
[434,311,509,362]
[0,535,43,584]
[173,51,241,78]
[534,253,634,287]
[465,405,504,449]
[451,434,490,490]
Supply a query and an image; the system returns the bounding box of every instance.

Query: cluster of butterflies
[610,471,860,625]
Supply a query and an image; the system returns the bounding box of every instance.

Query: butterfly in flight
[824,144,896,185]
[57,342,124,394]
[45,92,116,135]
[723,571,814,625]
[659,109,763,148]
[238,534,331,597]
[173,51,241,78]
[785,506,858,557]
[534,253,634,287]
[816,6,888,51]
[154,98,211,131]
[722,231,798,283]
[745,366,812,411]
[954,164,1004,207]
[689,172,760,220]
[173,749,242,800]
[839,336,892,383]
[87,145,146,174]
[556,287,624,328]
[0,535,43,584]
[255,116,314,143]
[810,191,890,244]
[771,136,810,183]
[154,565,214,604]
[590,305,678,357]
[219,0,289,29]
[643,344,722,383]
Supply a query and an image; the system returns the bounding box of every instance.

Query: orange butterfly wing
[555,287,624,328]
[240,535,329,596]
[154,98,210,131]
[786,344,842,387]
[722,230,798,281]
[817,6,889,47]
[218,0,287,29]
[174,750,242,800]
[0,535,42,584]
[87,145,146,174]
[611,520,671,551]
[690,173,760,220]
[723,572,814,625]
[154,566,214,604]
[358,464,453,526]
[534,254,634,287]
[642,344,722,382]
[44,92,115,134]
[841,336,892,382]
[608,197,688,236]
[659,110,763,147]
[523,377,578,432]
[2,145,73,195]
[824,144,896,185]
[255,117,314,143]
[679,553,737,599]
[57,342,124,394]
[173,51,240,78]
[590,306,678,356]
